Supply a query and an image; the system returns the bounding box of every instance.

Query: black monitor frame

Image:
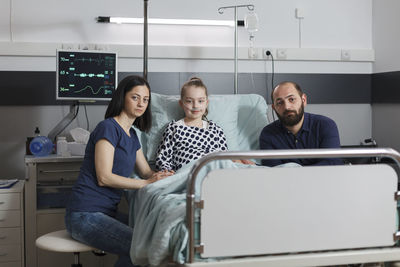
[56,49,117,102]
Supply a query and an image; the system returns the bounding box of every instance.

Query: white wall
[307,104,372,146]
[372,104,400,151]
[371,0,400,151]
[0,0,374,178]
[2,0,372,49]
[372,0,400,73]
[0,0,374,74]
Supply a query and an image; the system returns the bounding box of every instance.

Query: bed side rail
[186,147,400,263]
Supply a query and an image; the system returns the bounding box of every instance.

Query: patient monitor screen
[56,50,117,101]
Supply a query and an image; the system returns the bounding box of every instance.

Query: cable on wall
[265,50,276,122]
[298,18,302,48]
[84,104,89,131]
[295,8,305,48]
[269,52,275,94]
[9,0,13,42]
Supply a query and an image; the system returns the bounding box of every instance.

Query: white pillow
[135,93,268,163]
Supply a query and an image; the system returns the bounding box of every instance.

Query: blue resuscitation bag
[30,136,53,157]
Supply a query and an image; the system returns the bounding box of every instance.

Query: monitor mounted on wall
[56,50,117,101]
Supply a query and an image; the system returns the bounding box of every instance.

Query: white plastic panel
[186,247,400,267]
[200,164,398,258]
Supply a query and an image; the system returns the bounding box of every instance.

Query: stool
[36,229,95,267]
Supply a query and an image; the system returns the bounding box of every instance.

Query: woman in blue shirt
[65,75,174,267]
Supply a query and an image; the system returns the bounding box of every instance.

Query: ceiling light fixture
[96,16,234,27]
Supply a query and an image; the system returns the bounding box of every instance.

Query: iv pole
[143,0,149,80]
[218,4,254,94]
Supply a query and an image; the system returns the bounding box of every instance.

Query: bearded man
[259,81,343,166]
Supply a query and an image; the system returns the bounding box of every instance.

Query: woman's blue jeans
[65,210,134,267]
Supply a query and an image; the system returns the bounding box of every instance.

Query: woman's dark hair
[180,77,209,120]
[105,75,152,132]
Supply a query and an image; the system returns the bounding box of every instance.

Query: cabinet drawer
[0,261,21,267]
[0,228,21,245]
[0,244,21,262]
[37,162,82,183]
[0,211,20,227]
[0,194,20,211]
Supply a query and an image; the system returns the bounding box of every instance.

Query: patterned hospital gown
[155,119,228,171]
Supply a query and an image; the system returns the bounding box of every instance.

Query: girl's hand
[241,159,256,165]
[232,159,256,165]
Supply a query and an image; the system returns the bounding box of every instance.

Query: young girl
[155,77,228,171]
[65,75,173,267]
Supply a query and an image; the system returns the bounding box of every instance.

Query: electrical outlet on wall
[95,44,109,51]
[79,43,96,50]
[341,49,351,61]
[62,43,78,50]
[276,48,287,59]
[263,48,273,59]
[295,8,305,19]
[248,47,258,59]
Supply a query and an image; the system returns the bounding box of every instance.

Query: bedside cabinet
[24,155,119,267]
[0,181,24,267]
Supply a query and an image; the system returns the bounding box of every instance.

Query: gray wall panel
[179,73,235,95]
[271,73,371,104]
[372,71,400,103]
[147,72,181,95]
[0,71,372,105]
[0,71,56,105]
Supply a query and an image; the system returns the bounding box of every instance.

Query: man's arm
[313,118,343,166]
[259,128,285,167]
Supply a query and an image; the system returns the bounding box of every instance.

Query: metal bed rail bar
[185,147,400,263]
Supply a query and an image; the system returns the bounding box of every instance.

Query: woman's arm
[135,148,153,179]
[95,139,161,189]
[136,148,175,179]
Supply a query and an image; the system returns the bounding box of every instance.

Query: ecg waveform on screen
[74,73,106,78]
[59,82,114,94]
[57,51,117,100]
[71,85,112,95]
[74,57,105,66]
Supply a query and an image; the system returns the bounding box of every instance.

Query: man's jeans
[65,211,134,267]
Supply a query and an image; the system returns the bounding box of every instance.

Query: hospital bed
[185,148,400,267]
[129,93,400,266]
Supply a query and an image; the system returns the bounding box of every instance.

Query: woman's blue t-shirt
[67,118,141,217]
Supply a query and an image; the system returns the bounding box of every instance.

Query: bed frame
[185,148,400,266]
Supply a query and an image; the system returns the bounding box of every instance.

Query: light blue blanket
[128,159,259,266]
[128,159,300,266]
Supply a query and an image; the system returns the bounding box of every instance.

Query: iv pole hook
[217,4,255,94]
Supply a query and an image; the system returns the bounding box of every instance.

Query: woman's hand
[146,170,175,185]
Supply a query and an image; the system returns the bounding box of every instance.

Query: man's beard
[276,103,304,127]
